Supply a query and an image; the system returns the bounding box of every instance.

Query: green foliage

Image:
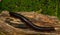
[0,0,60,19]
[1,0,40,12]
[0,0,60,34]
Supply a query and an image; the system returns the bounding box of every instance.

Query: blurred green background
[0,0,60,35]
[0,0,60,18]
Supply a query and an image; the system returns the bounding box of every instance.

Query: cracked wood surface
[0,11,60,35]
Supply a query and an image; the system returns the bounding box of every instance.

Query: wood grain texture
[0,11,60,35]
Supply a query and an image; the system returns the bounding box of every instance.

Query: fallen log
[0,11,60,35]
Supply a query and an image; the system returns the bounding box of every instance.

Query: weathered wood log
[0,11,60,35]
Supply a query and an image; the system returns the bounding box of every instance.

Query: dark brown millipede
[9,12,55,32]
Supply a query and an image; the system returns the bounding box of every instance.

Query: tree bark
[0,11,60,35]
